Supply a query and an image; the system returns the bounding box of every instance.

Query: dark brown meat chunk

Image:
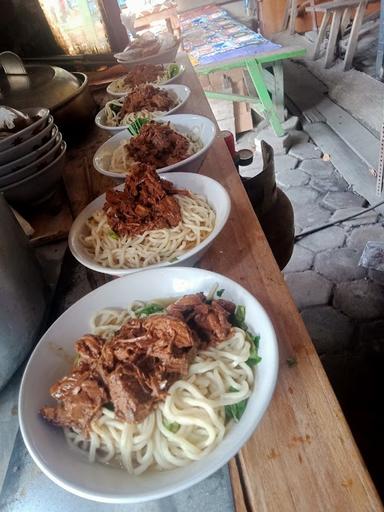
[193,302,232,343]
[123,64,165,88]
[120,84,175,115]
[103,163,182,238]
[167,294,234,343]
[107,363,155,423]
[40,370,107,432]
[166,293,205,319]
[126,121,190,168]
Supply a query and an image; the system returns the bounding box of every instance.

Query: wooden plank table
[61,53,382,510]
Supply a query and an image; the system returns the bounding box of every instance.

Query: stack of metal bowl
[0,107,66,207]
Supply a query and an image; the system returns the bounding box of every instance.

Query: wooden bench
[307,0,375,70]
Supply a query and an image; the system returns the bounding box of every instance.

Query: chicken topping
[103,162,186,237]
[126,121,191,168]
[121,84,176,115]
[40,294,236,433]
[122,64,165,88]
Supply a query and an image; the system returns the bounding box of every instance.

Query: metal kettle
[0,195,48,390]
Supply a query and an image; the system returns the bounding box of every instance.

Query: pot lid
[0,51,81,111]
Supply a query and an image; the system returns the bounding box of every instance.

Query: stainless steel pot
[0,51,97,140]
[0,195,48,390]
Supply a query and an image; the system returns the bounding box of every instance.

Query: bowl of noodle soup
[19,267,278,503]
[106,63,185,97]
[95,85,191,133]
[93,114,216,178]
[68,172,230,276]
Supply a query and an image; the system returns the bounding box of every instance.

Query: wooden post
[272,61,285,122]
[325,8,343,68]
[343,0,369,71]
[313,11,331,59]
[289,0,298,34]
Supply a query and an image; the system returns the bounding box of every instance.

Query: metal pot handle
[0,51,27,75]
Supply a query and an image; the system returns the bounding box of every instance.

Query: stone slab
[285,186,319,206]
[289,142,323,160]
[330,207,379,227]
[294,203,332,229]
[299,159,335,179]
[274,154,299,172]
[310,174,349,194]
[285,270,333,309]
[304,123,383,215]
[301,306,354,353]
[347,224,384,251]
[289,130,310,146]
[314,247,367,282]
[284,244,314,273]
[321,191,365,211]
[254,131,292,155]
[333,279,384,321]
[298,226,346,252]
[277,169,310,188]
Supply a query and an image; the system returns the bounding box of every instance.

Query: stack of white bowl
[0,107,67,207]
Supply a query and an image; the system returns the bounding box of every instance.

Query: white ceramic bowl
[0,131,63,187]
[0,116,54,166]
[19,266,279,503]
[93,114,217,178]
[0,107,50,152]
[115,40,180,68]
[0,124,59,176]
[106,63,185,97]
[95,85,191,133]
[1,142,66,206]
[68,172,230,276]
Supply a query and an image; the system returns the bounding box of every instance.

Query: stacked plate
[0,107,67,207]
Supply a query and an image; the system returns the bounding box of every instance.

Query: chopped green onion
[135,303,165,317]
[246,334,262,367]
[216,288,225,297]
[127,117,150,136]
[108,230,119,240]
[163,419,180,433]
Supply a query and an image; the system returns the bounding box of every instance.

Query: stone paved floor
[237,127,384,496]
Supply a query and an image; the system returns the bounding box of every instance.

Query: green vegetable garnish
[163,419,180,433]
[287,357,297,368]
[216,288,225,297]
[168,63,179,78]
[246,333,262,367]
[110,103,121,114]
[225,387,248,422]
[169,256,178,263]
[232,304,247,330]
[104,402,115,411]
[108,230,119,240]
[127,117,150,136]
[136,303,165,317]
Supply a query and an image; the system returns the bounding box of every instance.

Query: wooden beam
[325,8,343,68]
[343,0,369,70]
